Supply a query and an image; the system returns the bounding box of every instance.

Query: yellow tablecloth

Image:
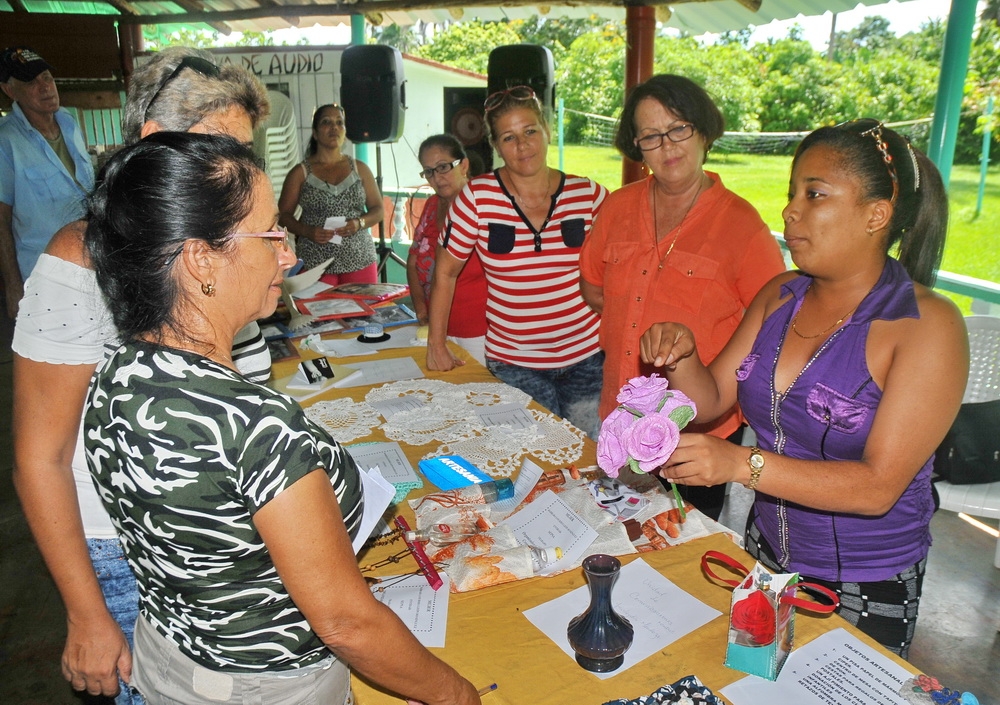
[273,338,915,705]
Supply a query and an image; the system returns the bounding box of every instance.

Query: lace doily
[366,380,533,447]
[425,409,585,478]
[305,398,383,444]
[363,380,584,477]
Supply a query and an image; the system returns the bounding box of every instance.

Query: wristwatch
[746,446,765,490]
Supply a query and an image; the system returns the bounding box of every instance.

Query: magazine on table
[294,294,376,321]
[328,282,409,303]
[339,302,418,333]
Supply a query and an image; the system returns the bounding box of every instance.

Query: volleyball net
[563,109,933,154]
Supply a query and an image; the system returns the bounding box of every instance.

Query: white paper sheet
[351,467,396,554]
[371,572,451,648]
[283,257,335,295]
[291,281,334,300]
[368,395,428,419]
[346,442,420,487]
[499,490,599,576]
[476,403,536,429]
[720,628,915,705]
[490,456,545,517]
[523,558,722,679]
[333,357,425,387]
[313,326,422,357]
[323,216,347,230]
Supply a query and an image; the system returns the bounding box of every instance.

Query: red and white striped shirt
[445,171,607,369]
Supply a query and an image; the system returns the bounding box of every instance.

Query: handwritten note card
[500,490,598,576]
[720,628,914,705]
[334,357,424,387]
[371,572,451,648]
[345,442,420,486]
[368,395,427,420]
[523,558,721,679]
[476,403,537,430]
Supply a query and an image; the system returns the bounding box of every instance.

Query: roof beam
[7,0,29,11]
[117,0,699,25]
[258,0,302,26]
[171,0,235,34]
[102,0,142,14]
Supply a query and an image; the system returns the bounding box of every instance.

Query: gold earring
[201,282,216,297]
[866,227,874,236]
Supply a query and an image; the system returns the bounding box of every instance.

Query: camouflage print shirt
[85,341,364,672]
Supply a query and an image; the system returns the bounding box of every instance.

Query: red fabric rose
[731,590,776,646]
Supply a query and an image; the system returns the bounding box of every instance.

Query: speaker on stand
[444,87,492,174]
[487,44,556,124]
[340,45,407,282]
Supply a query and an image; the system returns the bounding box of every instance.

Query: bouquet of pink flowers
[596,374,697,518]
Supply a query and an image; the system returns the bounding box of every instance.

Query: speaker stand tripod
[372,142,406,283]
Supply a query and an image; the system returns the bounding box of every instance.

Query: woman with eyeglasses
[83,132,481,705]
[639,120,967,657]
[406,134,488,364]
[12,47,273,704]
[579,74,785,518]
[278,104,384,285]
[427,86,608,438]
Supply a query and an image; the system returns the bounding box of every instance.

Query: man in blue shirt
[0,46,95,318]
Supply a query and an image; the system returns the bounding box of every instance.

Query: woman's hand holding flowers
[639,322,698,369]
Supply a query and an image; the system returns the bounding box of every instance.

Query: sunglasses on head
[144,57,221,121]
[484,85,537,113]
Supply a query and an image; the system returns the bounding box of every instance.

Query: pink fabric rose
[616,374,669,415]
[597,407,634,477]
[622,412,681,473]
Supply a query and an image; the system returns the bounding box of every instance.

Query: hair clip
[906,141,921,191]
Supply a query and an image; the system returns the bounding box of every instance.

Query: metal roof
[1,0,927,36]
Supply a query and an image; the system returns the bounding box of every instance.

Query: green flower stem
[670,482,687,521]
[621,404,643,418]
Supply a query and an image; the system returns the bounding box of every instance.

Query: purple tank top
[737,257,934,582]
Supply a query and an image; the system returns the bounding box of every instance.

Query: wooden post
[622,5,655,187]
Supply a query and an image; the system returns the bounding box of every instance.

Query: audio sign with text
[217,52,328,76]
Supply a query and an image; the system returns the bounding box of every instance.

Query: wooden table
[274,339,916,704]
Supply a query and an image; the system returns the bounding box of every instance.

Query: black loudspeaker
[444,87,493,174]
[340,45,405,143]
[487,44,555,121]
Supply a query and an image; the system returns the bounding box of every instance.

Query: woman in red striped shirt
[426,87,607,438]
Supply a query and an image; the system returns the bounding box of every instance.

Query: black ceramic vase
[566,554,634,672]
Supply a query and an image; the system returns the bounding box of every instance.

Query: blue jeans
[88,538,146,705]
[486,351,604,439]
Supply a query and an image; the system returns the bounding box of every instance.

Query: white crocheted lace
[304,397,383,444]
[365,380,584,478]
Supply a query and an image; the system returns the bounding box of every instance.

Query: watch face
[750,452,765,469]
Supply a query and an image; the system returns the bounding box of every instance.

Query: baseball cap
[0,46,54,83]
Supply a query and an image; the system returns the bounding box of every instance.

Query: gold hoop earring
[201,282,216,297]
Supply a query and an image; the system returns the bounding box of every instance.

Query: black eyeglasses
[635,123,697,151]
[419,158,462,180]
[839,119,900,205]
[144,56,221,121]
[484,85,537,113]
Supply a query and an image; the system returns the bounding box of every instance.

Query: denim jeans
[486,351,604,439]
[88,538,146,705]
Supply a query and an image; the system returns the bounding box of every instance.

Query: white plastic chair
[934,315,1000,568]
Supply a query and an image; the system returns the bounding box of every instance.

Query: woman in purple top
[639,120,968,657]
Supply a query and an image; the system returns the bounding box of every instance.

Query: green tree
[557,27,626,140]
[373,23,423,54]
[416,21,522,73]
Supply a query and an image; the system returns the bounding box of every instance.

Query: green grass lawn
[551,144,1000,313]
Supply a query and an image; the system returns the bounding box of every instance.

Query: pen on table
[477,683,498,696]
